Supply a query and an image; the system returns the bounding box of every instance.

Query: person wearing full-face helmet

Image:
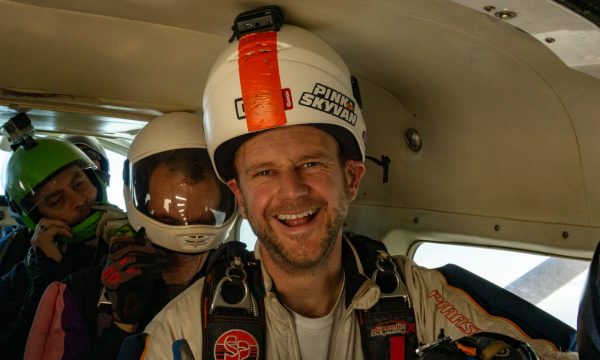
[124,112,236,254]
[62,134,111,186]
[113,111,236,329]
[24,112,237,360]
[0,113,125,359]
[139,7,577,360]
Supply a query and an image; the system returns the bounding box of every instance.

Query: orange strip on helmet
[238,31,287,131]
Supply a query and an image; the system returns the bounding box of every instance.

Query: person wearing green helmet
[0,133,113,276]
[0,114,125,359]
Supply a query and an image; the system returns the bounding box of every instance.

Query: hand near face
[32,165,99,227]
[101,229,168,325]
[101,231,168,291]
[31,219,72,262]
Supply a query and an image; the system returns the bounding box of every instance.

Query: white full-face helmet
[124,112,237,253]
[203,22,367,182]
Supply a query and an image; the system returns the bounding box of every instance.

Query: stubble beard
[247,190,350,274]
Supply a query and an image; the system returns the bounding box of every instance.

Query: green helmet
[2,138,108,241]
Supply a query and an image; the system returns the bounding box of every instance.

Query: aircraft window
[239,219,257,250]
[104,150,126,211]
[413,242,589,329]
[0,150,11,196]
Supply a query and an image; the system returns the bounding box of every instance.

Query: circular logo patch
[214,329,259,360]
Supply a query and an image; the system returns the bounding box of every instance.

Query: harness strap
[346,232,419,360]
[202,236,417,360]
[202,241,265,360]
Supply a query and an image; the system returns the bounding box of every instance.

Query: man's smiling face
[228,125,364,272]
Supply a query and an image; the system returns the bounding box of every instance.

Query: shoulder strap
[345,232,419,360]
[345,232,388,276]
[201,235,419,360]
[202,241,265,360]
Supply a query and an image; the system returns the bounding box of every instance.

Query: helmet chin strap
[57,210,104,244]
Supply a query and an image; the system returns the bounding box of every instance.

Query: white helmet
[124,112,237,253]
[203,24,367,182]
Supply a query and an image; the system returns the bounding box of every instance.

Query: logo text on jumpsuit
[428,289,481,335]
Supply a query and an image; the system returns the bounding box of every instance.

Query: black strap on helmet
[229,5,283,43]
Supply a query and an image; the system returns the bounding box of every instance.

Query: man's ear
[226,178,247,219]
[345,160,366,201]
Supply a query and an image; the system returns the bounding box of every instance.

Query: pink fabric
[24,281,67,360]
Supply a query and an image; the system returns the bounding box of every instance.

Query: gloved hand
[101,228,169,325]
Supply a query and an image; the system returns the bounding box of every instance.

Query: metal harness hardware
[202,242,265,360]
[415,333,453,357]
[350,233,418,360]
[372,250,411,306]
[203,236,417,360]
[209,256,254,314]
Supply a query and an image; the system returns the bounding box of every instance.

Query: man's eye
[303,162,319,168]
[73,180,87,190]
[45,196,64,208]
[256,170,272,177]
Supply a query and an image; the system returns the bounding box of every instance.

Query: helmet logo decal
[235,88,293,120]
[238,31,287,131]
[214,329,259,360]
[282,88,294,110]
[299,83,358,126]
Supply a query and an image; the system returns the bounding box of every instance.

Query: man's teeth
[277,208,316,221]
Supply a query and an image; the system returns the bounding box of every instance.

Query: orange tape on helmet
[238,32,287,131]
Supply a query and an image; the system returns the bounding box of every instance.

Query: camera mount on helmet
[229,5,283,42]
[1,113,37,151]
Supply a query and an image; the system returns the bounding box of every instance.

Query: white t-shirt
[290,275,345,360]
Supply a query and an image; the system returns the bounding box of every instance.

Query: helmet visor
[131,148,235,227]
